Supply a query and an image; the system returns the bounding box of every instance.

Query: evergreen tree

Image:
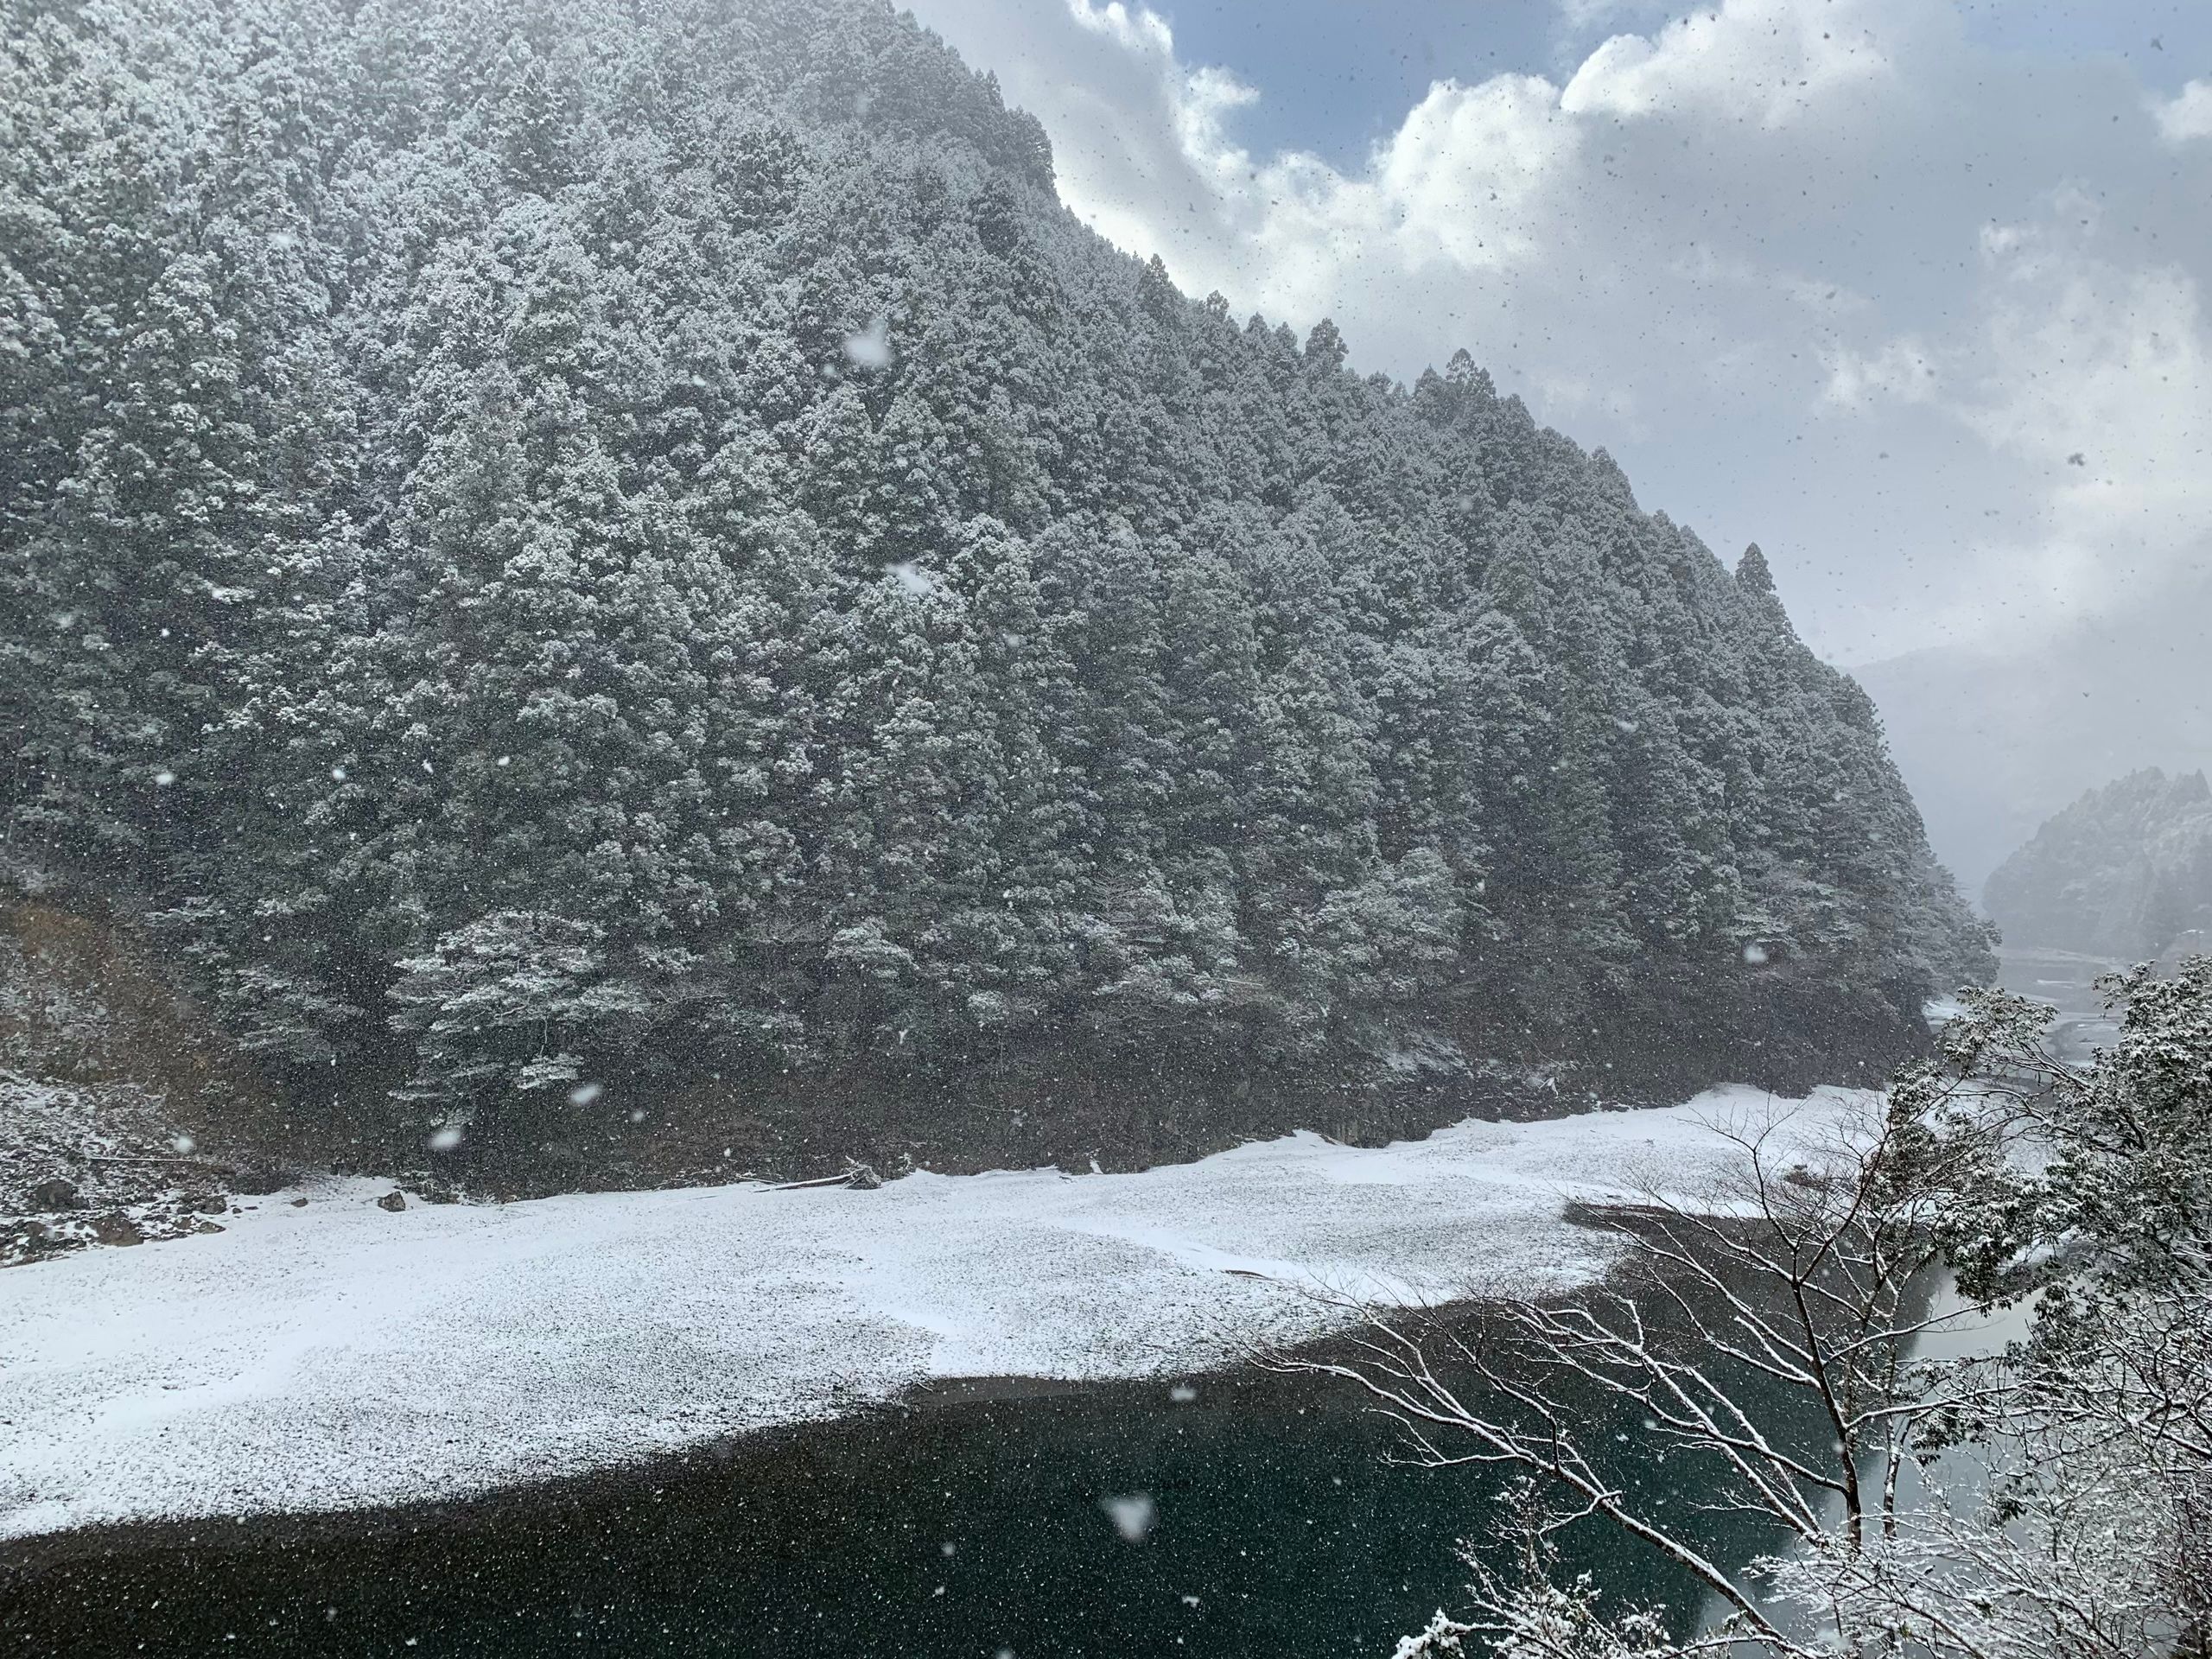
[0,0,1995,1128]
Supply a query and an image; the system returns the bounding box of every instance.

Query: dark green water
[1,1338,1796,1659]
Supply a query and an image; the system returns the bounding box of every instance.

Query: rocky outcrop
[0,893,282,1266]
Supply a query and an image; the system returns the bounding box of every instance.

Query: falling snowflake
[886,561,944,599]
[569,1081,605,1108]
[428,1125,463,1153]
[842,316,892,371]
[1103,1492,1156,1542]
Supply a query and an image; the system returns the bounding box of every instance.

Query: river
[0,1309,1805,1657]
[1993,943,2123,1064]
[0,951,2107,1658]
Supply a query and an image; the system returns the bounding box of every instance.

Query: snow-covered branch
[1296,962,2212,1658]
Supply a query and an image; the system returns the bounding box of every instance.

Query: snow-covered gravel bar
[0,1085,1865,1541]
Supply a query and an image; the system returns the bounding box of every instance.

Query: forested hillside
[1984,769,2212,961]
[0,0,1991,1155]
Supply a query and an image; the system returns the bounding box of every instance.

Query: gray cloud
[907,0,2212,664]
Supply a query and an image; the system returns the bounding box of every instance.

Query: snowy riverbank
[0,1086,1866,1541]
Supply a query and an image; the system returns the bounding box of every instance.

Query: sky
[903,0,2212,667]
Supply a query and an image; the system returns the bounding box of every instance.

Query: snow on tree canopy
[0,0,1991,1129]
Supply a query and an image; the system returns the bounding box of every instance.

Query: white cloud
[1559,0,1896,126]
[910,0,2212,660]
[1064,0,1166,57]
[1957,250,2211,611]
[2152,78,2212,144]
[1821,339,1942,410]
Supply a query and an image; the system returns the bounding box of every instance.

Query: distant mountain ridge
[0,0,1990,1162]
[1854,573,2212,898]
[1984,769,2212,960]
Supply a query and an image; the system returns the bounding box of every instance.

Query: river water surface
[0,950,2104,1658]
[2,1317,1797,1657]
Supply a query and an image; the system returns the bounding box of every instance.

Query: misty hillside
[1983,768,2212,962]
[0,0,1990,1155]
[1855,575,2212,897]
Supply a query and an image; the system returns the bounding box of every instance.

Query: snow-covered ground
[0,1085,1866,1541]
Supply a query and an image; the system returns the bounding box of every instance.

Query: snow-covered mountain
[0,0,1989,1159]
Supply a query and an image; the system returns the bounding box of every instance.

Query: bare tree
[1290,1096,2004,1656]
[1293,961,2212,1659]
